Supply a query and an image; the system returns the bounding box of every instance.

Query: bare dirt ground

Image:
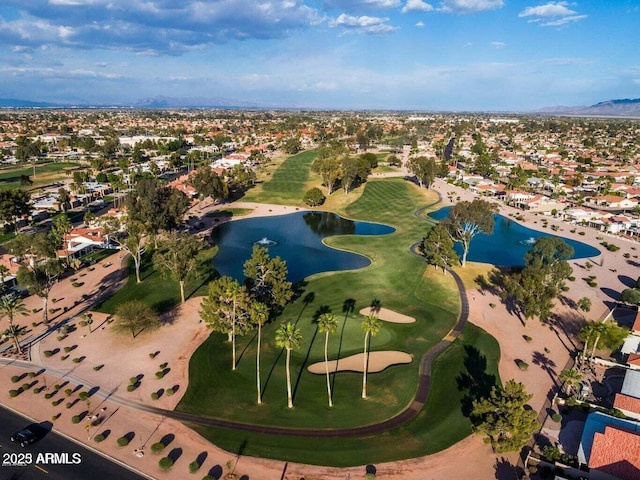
[2,186,636,479]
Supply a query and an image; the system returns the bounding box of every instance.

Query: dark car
[10,427,38,447]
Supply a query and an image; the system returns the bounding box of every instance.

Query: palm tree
[275,322,302,408]
[559,368,583,397]
[317,313,339,407]
[0,294,29,353]
[361,315,381,399]
[579,323,596,360]
[251,302,269,405]
[590,322,609,358]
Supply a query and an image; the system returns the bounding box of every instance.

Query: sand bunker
[308,350,412,374]
[358,307,416,323]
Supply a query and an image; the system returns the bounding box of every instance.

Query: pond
[428,207,600,266]
[210,211,395,282]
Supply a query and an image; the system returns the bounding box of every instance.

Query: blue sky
[0,1,638,110]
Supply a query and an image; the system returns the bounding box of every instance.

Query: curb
[0,402,156,480]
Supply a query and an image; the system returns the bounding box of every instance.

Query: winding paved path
[5,200,470,439]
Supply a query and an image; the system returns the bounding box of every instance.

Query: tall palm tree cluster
[0,292,29,355]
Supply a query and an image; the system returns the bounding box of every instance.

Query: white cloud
[438,0,504,14]
[402,0,434,13]
[416,21,425,27]
[491,41,505,48]
[519,2,587,27]
[323,0,401,11]
[329,13,397,34]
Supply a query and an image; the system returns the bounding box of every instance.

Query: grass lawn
[188,322,501,467]
[176,177,501,465]
[242,150,317,204]
[0,161,82,190]
[94,246,217,314]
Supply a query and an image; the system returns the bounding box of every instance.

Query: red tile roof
[633,313,640,333]
[614,393,640,414]
[589,425,640,480]
[627,353,640,366]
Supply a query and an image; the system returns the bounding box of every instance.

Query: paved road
[0,405,147,480]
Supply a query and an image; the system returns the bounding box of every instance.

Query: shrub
[28,372,36,378]
[11,375,20,383]
[44,392,54,399]
[63,346,75,353]
[189,461,201,473]
[66,402,74,409]
[117,436,130,447]
[52,413,61,421]
[94,434,105,443]
[61,355,69,360]
[129,377,138,385]
[33,387,43,394]
[155,371,164,379]
[516,360,529,371]
[71,282,82,288]
[78,391,89,400]
[158,456,174,471]
[72,357,84,363]
[159,362,168,369]
[52,399,63,406]
[578,231,585,236]
[71,415,81,424]
[151,442,165,454]
[523,335,532,343]
[93,365,103,371]
[150,392,159,400]
[65,388,73,396]
[43,350,54,357]
[127,384,136,392]
[551,413,562,423]
[9,389,20,397]
[489,303,496,308]
[166,387,174,396]
[568,276,576,281]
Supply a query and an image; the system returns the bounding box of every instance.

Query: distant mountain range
[1,96,639,116]
[535,98,640,117]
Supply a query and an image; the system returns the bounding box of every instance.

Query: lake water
[210,211,395,282]
[428,207,600,266]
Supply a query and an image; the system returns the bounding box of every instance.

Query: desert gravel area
[1,188,636,479]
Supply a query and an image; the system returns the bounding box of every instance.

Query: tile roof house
[57,227,113,259]
[589,425,640,480]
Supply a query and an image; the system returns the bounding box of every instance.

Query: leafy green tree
[441,199,498,267]
[49,214,73,261]
[100,218,146,283]
[17,259,63,323]
[621,288,640,305]
[126,178,191,245]
[361,315,381,399]
[505,237,574,323]
[275,322,302,408]
[112,300,159,338]
[243,245,293,314]
[340,155,369,194]
[56,187,71,212]
[471,379,539,453]
[576,297,592,316]
[317,313,339,407]
[199,276,251,370]
[0,190,31,233]
[311,156,342,195]
[0,293,29,353]
[420,224,459,274]
[153,232,202,303]
[303,187,325,207]
[250,302,269,404]
[282,137,302,154]
[407,156,437,189]
[189,166,228,206]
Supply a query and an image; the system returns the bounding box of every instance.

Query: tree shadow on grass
[331,298,356,396]
[456,345,497,417]
[292,306,328,401]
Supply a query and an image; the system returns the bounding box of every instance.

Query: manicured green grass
[177,178,496,466]
[94,246,217,314]
[242,150,317,204]
[189,322,501,467]
[0,161,81,190]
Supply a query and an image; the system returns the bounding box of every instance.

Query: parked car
[10,426,38,447]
